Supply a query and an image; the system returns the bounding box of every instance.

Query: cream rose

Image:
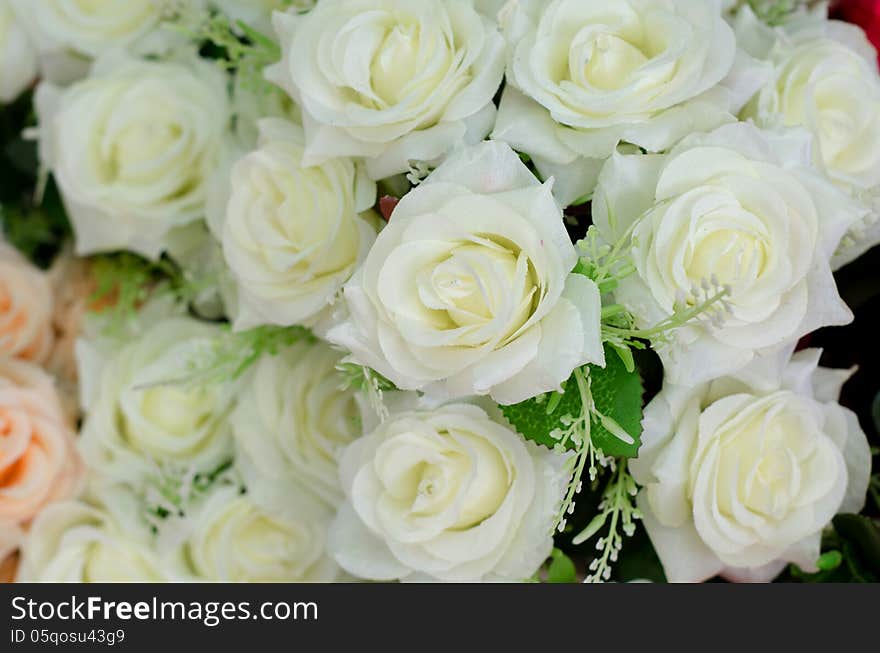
[630,348,871,583]
[35,53,231,259]
[593,122,864,384]
[0,0,36,103]
[492,0,768,205]
[265,0,505,179]
[9,0,165,82]
[0,357,82,553]
[735,5,880,269]
[179,484,338,582]
[0,242,54,363]
[326,141,604,404]
[209,118,377,330]
[328,402,570,581]
[78,317,237,487]
[16,482,170,582]
[232,340,361,507]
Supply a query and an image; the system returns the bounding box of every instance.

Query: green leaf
[832,514,880,580]
[815,550,842,572]
[501,344,644,457]
[546,549,577,583]
[589,347,644,457]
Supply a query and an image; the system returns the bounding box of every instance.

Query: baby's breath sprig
[162,5,281,95]
[551,367,625,535]
[337,363,396,422]
[172,324,313,389]
[144,459,240,549]
[575,216,734,358]
[144,459,236,526]
[576,462,641,583]
[601,277,733,354]
[574,223,637,296]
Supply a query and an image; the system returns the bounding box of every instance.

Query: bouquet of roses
[0,0,877,584]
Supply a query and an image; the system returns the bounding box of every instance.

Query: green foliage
[167,9,281,95]
[574,224,636,296]
[176,324,314,388]
[0,180,70,268]
[90,253,182,335]
[337,363,396,421]
[785,515,880,582]
[0,93,71,267]
[145,459,238,528]
[337,362,396,393]
[501,345,644,458]
[870,473,880,513]
[747,0,804,26]
[545,548,578,583]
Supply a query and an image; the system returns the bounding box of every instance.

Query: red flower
[832,0,880,62]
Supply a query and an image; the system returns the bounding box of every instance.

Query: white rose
[593,122,864,385]
[179,484,338,582]
[326,141,605,404]
[231,340,362,507]
[0,0,37,103]
[78,317,237,487]
[735,6,880,269]
[265,0,505,179]
[491,0,769,205]
[630,348,871,583]
[17,482,171,582]
[328,402,570,581]
[35,53,231,259]
[209,118,377,330]
[10,0,165,83]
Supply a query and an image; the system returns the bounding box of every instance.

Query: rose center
[582,33,649,90]
[686,226,768,292]
[371,21,421,105]
[419,242,535,333]
[109,120,182,183]
[136,385,214,438]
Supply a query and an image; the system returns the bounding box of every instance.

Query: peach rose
[0,356,83,554]
[0,551,17,583]
[0,242,54,363]
[46,251,99,421]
